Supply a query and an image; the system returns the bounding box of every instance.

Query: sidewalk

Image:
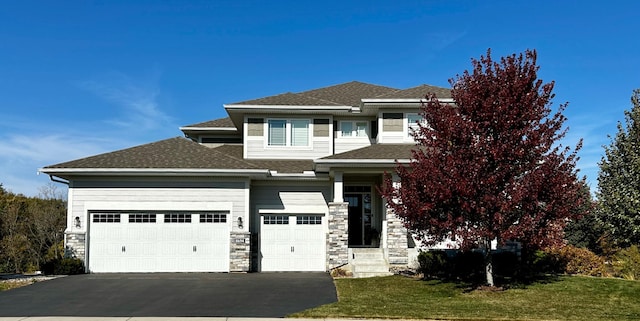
[1,318,440,321]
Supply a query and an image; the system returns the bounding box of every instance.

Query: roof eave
[362,98,455,104]
[224,104,353,112]
[313,159,411,172]
[179,126,238,132]
[39,168,270,179]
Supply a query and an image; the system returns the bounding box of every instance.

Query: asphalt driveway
[0,272,337,317]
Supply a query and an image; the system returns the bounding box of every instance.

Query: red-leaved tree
[381,49,588,286]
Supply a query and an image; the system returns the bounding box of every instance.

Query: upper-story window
[407,113,425,137]
[267,119,310,147]
[340,121,368,137]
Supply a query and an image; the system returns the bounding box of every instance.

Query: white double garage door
[88,211,230,273]
[88,211,327,272]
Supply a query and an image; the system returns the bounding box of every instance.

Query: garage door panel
[89,211,230,273]
[260,214,325,272]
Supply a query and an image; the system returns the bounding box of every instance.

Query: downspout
[48,175,69,185]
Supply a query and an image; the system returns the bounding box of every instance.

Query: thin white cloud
[80,70,175,131]
[1,70,180,196]
[428,31,467,50]
[0,132,112,196]
[561,107,622,192]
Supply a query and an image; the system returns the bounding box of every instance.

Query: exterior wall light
[74,216,81,228]
[237,217,243,229]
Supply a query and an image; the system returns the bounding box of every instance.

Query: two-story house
[40,81,452,276]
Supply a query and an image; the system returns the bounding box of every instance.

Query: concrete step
[352,252,385,260]
[350,248,390,278]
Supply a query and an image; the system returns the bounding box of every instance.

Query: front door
[345,190,373,247]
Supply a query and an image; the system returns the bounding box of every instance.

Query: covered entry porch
[326,170,409,275]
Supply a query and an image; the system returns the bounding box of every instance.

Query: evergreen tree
[598,89,640,247]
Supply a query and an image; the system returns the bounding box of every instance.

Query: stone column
[386,206,408,266]
[64,232,86,261]
[327,202,349,269]
[230,231,251,272]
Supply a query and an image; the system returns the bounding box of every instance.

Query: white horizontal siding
[68,178,248,234]
[246,138,331,159]
[334,137,372,154]
[250,181,331,231]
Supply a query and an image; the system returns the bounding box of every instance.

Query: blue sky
[1,0,638,196]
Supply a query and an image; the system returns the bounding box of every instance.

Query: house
[40,81,453,276]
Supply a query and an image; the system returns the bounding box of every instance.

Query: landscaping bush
[42,257,85,275]
[492,250,520,278]
[538,245,607,277]
[451,251,484,282]
[418,250,490,283]
[612,245,640,280]
[417,250,449,279]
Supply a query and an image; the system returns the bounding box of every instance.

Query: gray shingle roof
[233,92,342,106]
[44,138,315,174]
[43,137,259,170]
[376,84,452,99]
[230,81,450,107]
[320,144,415,160]
[299,81,399,106]
[183,117,235,128]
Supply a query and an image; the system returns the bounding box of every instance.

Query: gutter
[37,167,271,179]
[48,174,69,185]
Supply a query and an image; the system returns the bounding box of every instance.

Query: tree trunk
[484,238,494,287]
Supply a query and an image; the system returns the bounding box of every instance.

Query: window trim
[406,113,426,138]
[266,118,312,148]
[296,215,323,225]
[339,120,369,138]
[263,215,290,225]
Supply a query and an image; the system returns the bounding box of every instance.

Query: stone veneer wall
[386,207,408,265]
[327,202,349,269]
[230,231,251,272]
[65,232,86,261]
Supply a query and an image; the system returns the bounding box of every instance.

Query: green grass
[291,275,640,321]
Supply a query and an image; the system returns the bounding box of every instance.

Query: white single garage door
[89,211,230,273]
[260,214,326,271]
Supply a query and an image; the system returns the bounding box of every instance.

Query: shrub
[418,250,487,283]
[330,267,352,278]
[612,245,640,280]
[539,245,607,277]
[42,257,85,275]
[492,250,520,278]
[451,251,484,282]
[419,249,526,284]
[418,250,449,279]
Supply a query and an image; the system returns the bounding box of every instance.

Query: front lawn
[291,275,640,321]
